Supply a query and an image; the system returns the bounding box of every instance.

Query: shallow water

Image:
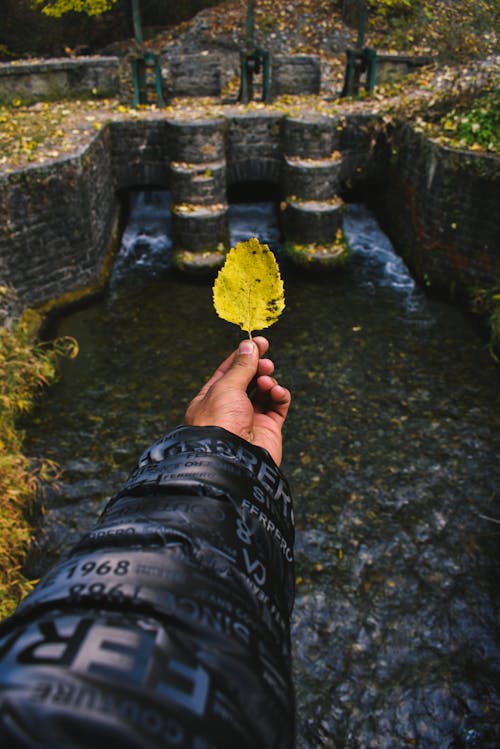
[26,199,500,748]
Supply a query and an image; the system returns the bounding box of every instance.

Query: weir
[1,111,498,313]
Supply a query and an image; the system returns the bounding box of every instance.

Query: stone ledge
[284,237,349,272]
[283,115,338,159]
[284,152,342,166]
[167,54,222,98]
[170,160,227,204]
[285,197,343,212]
[171,203,228,252]
[169,159,226,173]
[284,154,343,200]
[0,57,120,104]
[171,203,227,217]
[282,197,344,244]
[271,55,321,97]
[172,248,226,277]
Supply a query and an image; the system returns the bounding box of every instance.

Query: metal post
[131,0,143,46]
[357,0,367,49]
[246,0,255,51]
[365,48,377,93]
[262,51,270,102]
[342,49,356,96]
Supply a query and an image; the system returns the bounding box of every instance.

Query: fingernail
[239,340,255,355]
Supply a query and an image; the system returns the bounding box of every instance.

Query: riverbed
[25,197,500,748]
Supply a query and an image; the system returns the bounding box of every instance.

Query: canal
[25,193,500,748]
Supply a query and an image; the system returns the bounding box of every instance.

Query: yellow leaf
[212,238,285,338]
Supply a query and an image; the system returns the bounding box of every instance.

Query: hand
[184,336,291,466]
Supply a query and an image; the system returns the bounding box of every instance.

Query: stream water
[25,192,500,748]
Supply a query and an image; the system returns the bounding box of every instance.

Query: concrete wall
[375,54,434,84]
[372,123,500,293]
[0,129,120,308]
[110,120,171,189]
[271,56,321,97]
[0,57,120,104]
[226,112,284,186]
[0,112,498,310]
[167,54,221,98]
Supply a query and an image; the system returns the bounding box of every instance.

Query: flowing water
[25,193,500,749]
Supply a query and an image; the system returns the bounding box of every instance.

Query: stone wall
[0,57,120,105]
[372,123,500,293]
[226,112,283,186]
[271,55,321,97]
[110,120,170,190]
[0,130,120,308]
[375,54,434,84]
[167,54,221,98]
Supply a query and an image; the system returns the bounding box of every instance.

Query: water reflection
[26,200,500,749]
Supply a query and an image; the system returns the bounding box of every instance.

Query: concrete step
[282,196,344,244]
[284,152,343,200]
[170,159,227,205]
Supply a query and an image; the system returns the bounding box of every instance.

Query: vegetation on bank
[368,0,497,63]
[422,90,500,154]
[0,290,77,617]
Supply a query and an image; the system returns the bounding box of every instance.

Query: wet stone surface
[25,203,500,748]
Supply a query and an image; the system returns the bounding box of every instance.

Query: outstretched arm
[0,336,295,749]
[184,336,291,466]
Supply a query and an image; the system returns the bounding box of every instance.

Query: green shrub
[431,90,500,153]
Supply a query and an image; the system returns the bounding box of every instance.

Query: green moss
[172,247,227,279]
[284,232,350,271]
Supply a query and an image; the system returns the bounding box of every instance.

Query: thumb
[222,339,259,389]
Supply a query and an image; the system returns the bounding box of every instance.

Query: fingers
[198,337,271,396]
[219,339,261,391]
[254,375,291,420]
[257,357,274,377]
[252,336,270,358]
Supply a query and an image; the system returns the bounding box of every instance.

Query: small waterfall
[111,193,428,322]
[228,202,282,252]
[111,190,173,285]
[343,204,427,315]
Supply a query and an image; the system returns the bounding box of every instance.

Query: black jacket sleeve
[0,426,295,749]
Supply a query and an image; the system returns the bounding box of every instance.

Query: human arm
[0,340,295,748]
